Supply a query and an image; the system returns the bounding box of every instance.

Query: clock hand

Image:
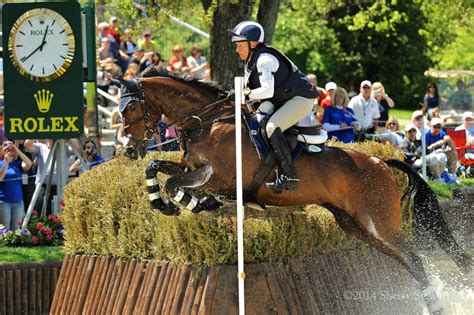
[19,25,50,63]
[20,44,43,63]
[39,25,49,51]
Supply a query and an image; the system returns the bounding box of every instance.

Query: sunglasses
[432,125,442,129]
[414,116,423,121]
[362,86,371,89]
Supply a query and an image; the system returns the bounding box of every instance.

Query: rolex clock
[8,8,75,82]
[2,2,84,140]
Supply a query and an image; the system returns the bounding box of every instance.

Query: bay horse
[110,72,471,314]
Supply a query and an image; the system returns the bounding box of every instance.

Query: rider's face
[235,42,249,60]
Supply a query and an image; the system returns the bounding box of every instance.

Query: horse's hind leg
[325,205,443,314]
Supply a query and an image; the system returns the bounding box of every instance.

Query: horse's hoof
[161,204,180,216]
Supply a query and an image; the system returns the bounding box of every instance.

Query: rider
[230,21,318,191]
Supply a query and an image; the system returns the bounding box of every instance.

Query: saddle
[249,115,328,159]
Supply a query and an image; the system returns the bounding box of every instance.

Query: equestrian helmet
[230,21,265,43]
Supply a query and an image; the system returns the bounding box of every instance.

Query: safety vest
[246,45,317,108]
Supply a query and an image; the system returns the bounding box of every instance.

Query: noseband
[121,80,160,142]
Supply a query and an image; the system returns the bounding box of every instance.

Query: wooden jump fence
[0,260,62,315]
[50,248,427,315]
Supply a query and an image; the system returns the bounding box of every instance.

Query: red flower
[41,227,52,235]
[46,234,53,241]
[32,236,39,245]
[36,222,43,230]
[32,210,38,217]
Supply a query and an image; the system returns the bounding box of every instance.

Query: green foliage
[62,143,410,265]
[0,244,64,263]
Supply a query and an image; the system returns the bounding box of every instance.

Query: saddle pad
[297,130,328,145]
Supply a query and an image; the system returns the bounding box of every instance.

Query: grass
[428,177,474,199]
[390,108,415,121]
[0,244,64,264]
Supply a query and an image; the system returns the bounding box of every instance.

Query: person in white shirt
[348,80,380,141]
[454,111,474,140]
[187,45,209,80]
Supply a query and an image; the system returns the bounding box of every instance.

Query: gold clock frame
[8,8,75,83]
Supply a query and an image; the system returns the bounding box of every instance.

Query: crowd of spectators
[310,75,473,183]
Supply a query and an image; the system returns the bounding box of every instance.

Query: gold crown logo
[34,89,54,113]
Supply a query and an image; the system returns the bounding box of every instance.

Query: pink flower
[36,222,43,230]
[32,236,39,245]
[46,234,53,241]
[32,210,38,217]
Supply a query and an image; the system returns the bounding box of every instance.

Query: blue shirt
[322,106,358,143]
[424,130,446,147]
[0,159,24,202]
[85,155,106,170]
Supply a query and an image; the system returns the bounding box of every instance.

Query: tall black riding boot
[268,128,299,191]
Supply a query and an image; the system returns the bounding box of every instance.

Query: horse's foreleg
[145,160,180,215]
[164,164,222,213]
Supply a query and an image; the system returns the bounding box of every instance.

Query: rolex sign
[2,2,83,140]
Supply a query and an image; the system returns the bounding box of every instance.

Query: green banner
[2,2,83,140]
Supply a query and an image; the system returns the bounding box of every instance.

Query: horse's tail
[385,159,472,274]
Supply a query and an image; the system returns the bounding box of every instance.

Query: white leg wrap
[146,178,158,186]
[173,190,185,203]
[148,192,161,201]
[186,196,199,211]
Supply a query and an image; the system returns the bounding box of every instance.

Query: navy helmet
[230,21,265,43]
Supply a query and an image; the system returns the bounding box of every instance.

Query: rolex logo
[34,89,54,113]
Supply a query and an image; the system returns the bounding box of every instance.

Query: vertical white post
[421,117,427,179]
[234,77,245,315]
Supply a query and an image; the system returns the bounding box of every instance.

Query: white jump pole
[234,76,245,315]
[421,117,427,179]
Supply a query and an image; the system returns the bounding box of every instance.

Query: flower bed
[0,211,64,247]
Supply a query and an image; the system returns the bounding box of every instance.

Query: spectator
[423,82,441,120]
[320,82,337,109]
[98,37,122,77]
[0,140,32,230]
[454,111,474,139]
[400,124,422,168]
[322,87,360,143]
[449,80,472,111]
[69,140,106,174]
[17,140,36,210]
[187,45,209,80]
[307,73,326,108]
[377,117,403,146]
[203,68,212,82]
[110,105,124,155]
[424,117,458,181]
[168,45,189,74]
[161,115,180,151]
[138,31,158,53]
[120,28,136,57]
[123,63,140,80]
[108,16,121,45]
[348,80,380,141]
[411,109,428,140]
[371,82,395,127]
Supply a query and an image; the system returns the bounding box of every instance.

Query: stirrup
[266,175,299,193]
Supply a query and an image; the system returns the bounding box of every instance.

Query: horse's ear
[120,78,139,92]
[109,77,121,87]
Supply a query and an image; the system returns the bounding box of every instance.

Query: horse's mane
[140,65,229,97]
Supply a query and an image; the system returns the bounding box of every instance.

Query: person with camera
[69,140,105,174]
[0,140,32,230]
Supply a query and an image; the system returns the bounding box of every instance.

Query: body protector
[246,45,318,109]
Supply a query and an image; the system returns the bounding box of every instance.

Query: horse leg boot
[268,128,299,191]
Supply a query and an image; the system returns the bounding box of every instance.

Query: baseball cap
[411,110,424,120]
[325,82,337,91]
[430,117,443,127]
[462,111,473,120]
[360,80,372,88]
[404,124,417,132]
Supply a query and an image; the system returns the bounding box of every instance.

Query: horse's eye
[130,103,137,111]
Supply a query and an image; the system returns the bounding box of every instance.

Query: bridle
[121,79,161,145]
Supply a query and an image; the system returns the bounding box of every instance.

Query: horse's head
[110,77,161,160]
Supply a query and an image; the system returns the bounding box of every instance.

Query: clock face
[8,8,75,82]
